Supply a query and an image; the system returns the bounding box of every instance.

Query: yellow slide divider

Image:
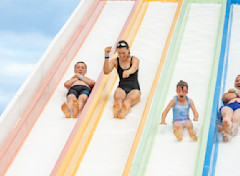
[123,0,182,175]
[55,1,149,175]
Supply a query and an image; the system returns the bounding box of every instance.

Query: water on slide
[5,1,134,176]
[215,4,240,176]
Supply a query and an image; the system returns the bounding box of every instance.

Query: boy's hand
[160,121,167,125]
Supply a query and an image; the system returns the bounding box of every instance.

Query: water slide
[0,0,239,176]
[204,0,240,176]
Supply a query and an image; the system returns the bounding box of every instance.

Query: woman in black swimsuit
[103,40,140,119]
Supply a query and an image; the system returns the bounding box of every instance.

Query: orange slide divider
[51,0,148,175]
[0,1,105,175]
[122,0,183,175]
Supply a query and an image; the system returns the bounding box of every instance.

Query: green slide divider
[193,0,226,175]
[130,0,226,175]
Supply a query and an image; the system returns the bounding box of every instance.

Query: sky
[0,0,81,115]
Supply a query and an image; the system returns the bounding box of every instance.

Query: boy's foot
[223,135,229,142]
[217,125,230,142]
[61,102,71,118]
[119,104,128,119]
[113,103,120,118]
[174,128,183,141]
[217,125,224,133]
[73,100,79,118]
[222,120,232,135]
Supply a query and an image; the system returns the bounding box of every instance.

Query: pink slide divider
[0,1,104,175]
[50,0,141,175]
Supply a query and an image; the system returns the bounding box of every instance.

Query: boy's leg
[62,94,77,118]
[221,106,233,135]
[113,88,126,118]
[231,109,240,136]
[173,121,183,141]
[74,94,88,118]
[119,89,140,119]
[184,120,197,141]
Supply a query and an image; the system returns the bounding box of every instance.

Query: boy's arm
[222,92,237,105]
[78,75,95,88]
[160,99,175,125]
[189,98,199,121]
[64,76,78,90]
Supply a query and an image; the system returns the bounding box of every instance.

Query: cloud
[0,31,51,114]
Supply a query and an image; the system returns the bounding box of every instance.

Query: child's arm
[160,99,175,125]
[189,98,199,121]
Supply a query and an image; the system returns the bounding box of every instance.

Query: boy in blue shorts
[61,61,95,118]
[217,75,240,142]
[160,80,199,141]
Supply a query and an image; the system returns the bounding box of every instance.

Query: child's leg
[173,122,184,141]
[184,120,197,141]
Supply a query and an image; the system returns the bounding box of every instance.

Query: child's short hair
[74,61,87,69]
[177,80,188,90]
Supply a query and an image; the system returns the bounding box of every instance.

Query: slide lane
[206,0,240,175]
[4,1,135,176]
[130,0,226,175]
[75,1,179,176]
[51,0,145,175]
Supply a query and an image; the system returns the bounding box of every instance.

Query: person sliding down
[103,40,141,119]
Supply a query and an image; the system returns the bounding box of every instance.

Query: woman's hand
[122,70,130,78]
[104,47,112,56]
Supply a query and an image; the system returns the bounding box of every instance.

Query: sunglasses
[117,42,128,48]
[177,89,188,93]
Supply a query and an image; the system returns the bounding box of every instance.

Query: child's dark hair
[177,80,188,90]
[75,61,87,69]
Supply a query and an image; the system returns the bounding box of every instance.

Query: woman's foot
[113,103,120,118]
[119,104,129,119]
